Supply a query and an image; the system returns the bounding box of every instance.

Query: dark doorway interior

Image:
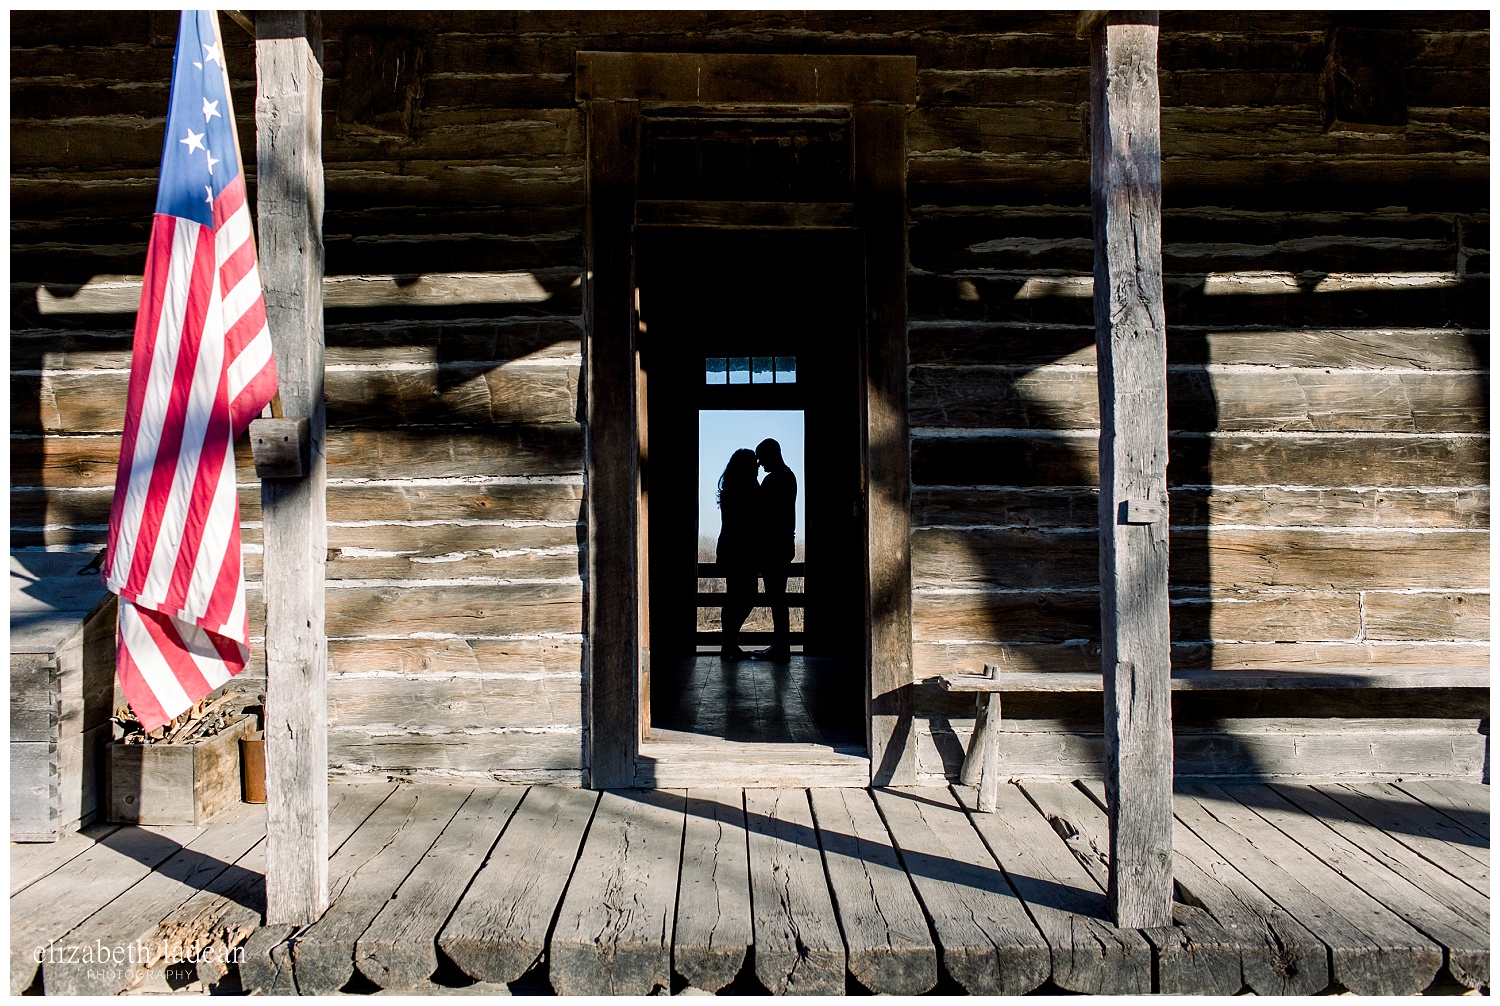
[637,228,864,746]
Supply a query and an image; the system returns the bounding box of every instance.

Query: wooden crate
[106,715,256,826]
[11,554,118,842]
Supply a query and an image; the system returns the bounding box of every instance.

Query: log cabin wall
[10,12,1488,784]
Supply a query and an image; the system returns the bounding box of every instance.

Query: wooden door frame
[580,52,917,787]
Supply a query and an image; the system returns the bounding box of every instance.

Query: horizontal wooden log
[13,425,584,488]
[327,636,582,676]
[328,672,582,730]
[914,639,1491,677]
[908,271,1486,329]
[1361,591,1490,641]
[913,527,1488,591]
[247,582,583,638]
[911,432,1489,489]
[909,324,1487,371]
[911,487,1490,530]
[250,543,579,583]
[908,104,1487,160]
[912,590,1366,644]
[10,110,581,170]
[908,366,1488,433]
[11,480,583,532]
[328,727,582,775]
[908,153,1488,211]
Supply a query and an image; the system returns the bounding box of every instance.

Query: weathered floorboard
[1076,779,1329,995]
[550,789,685,995]
[293,786,472,994]
[1175,782,1442,995]
[42,804,266,995]
[1262,784,1488,990]
[219,781,398,995]
[871,787,1049,995]
[355,787,525,990]
[9,824,116,895]
[672,789,752,993]
[1019,781,1242,995]
[744,788,846,995]
[1395,779,1491,841]
[957,783,1153,994]
[808,788,938,994]
[1318,782,1489,894]
[11,822,206,994]
[438,786,599,984]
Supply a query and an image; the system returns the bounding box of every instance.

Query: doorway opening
[696,408,805,651]
[638,228,865,749]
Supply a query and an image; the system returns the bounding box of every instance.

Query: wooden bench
[942,665,1491,812]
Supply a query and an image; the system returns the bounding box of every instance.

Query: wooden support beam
[857,101,917,787]
[255,10,328,926]
[585,97,641,788]
[1089,10,1173,929]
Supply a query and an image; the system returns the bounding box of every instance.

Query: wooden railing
[694,562,805,646]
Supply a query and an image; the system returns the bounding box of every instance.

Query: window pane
[775,356,797,383]
[751,356,774,383]
[727,357,750,384]
[705,358,727,384]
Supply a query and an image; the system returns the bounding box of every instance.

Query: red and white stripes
[106,173,276,730]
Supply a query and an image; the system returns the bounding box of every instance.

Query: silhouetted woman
[716,448,759,659]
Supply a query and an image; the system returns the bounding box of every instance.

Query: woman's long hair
[717,448,759,509]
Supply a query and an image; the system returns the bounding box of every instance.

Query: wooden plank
[42,803,266,995]
[909,432,1490,492]
[870,788,1047,993]
[1395,779,1491,840]
[858,99,916,786]
[672,789,752,993]
[1317,782,1488,894]
[549,789,685,995]
[957,783,1153,993]
[1020,781,1244,995]
[9,824,116,895]
[212,781,397,996]
[577,52,917,104]
[292,785,472,994]
[939,668,1491,692]
[584,96,640,788]
[10,822,206,994]
[1174,782,1442,995]
[438,785,599,983]
[1075,778,1330,995]
[327,673,582,732]
[256,9,328,928]
[911,527,1489,593]
[1090,11,1172,930]
[807,788,937,994]
[1266,783,1488,990]
[744,788,846,994]
[906,366,1490,434]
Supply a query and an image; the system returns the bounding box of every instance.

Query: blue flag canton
[157,10,240,226]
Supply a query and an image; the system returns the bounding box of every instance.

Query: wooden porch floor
[11,778,1489,996]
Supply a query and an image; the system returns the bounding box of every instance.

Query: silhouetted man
[755,437,797,659]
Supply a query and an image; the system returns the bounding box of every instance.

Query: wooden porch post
[1087,10,1173,928]
[255,10,328,925]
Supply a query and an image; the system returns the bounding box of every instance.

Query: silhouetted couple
[716,438,797,661]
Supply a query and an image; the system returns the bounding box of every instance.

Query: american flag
[104,10,277,731]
